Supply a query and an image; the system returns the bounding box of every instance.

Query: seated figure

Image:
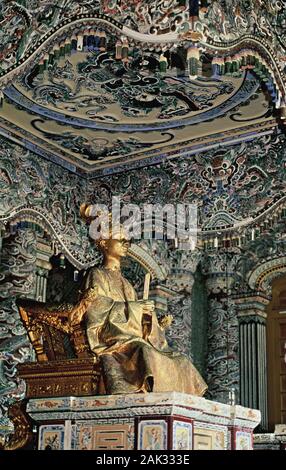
[75,225,207,396]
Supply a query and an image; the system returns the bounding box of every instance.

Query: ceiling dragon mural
[1,47,272,175]
[0,0,285,176]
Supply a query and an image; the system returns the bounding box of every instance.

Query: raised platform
[26,392,261,450]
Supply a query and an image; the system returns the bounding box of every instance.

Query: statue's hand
[159,314,173,329]
[139,300,155,316]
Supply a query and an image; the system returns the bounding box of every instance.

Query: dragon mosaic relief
[22,52,234,120]
[90,132,286,229]
[2,132,286,255]
[1,1,286,73]
[0,0,285,142]
[0,229,36,431]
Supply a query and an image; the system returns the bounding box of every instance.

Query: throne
[17,299,101,399]
[1,299,102,450]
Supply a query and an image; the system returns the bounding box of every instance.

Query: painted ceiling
[0,0,285,177]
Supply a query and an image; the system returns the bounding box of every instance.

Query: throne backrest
[18,300,92,362]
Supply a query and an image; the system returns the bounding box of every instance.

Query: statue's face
[105,238,130,258]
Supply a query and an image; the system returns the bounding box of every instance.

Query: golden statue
[73,205,208,396]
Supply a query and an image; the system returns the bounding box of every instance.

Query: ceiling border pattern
[0,15,285,116]
[0,113,277,177]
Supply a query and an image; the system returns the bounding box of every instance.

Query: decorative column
[203,251,240,404]
[234,292,270,431]
[166,250,201,359]
[166,269,195,358]
[164,249,208,379]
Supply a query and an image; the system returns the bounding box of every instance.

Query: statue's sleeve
[84,269,115,354]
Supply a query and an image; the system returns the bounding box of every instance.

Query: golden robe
[84,267,207,396]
